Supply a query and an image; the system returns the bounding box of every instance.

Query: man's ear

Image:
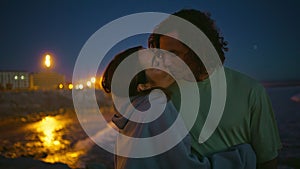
[137,83,152,92]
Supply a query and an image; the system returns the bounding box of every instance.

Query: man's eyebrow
[161,48,175,53]
[167,50,179,55]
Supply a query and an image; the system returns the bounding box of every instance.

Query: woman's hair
[101,46,172,100]
[101,46,147,97]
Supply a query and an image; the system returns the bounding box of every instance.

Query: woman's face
[138,49,175,89]
[145,68,175,88]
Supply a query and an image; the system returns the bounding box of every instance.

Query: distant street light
[91,77,96,83]
[78,84,83,90]
[68,84,73,90]
[86,81,92,88]
[59,83,64,89]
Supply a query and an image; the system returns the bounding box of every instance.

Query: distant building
[30,71,65,90]
[0,71,30,90]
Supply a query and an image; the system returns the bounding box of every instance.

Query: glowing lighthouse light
[45,54,51,68]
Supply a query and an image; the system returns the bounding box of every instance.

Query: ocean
[0,86,299,169]
[266,86,300,169]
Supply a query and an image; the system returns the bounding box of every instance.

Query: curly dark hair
[101,46,146,97]
[148,9,228,64]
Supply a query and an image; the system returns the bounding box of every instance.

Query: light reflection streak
[29,115,84,168]
[36,116,63,148]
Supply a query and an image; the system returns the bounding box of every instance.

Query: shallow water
[0,108,114,169]
[0,87,299,169]
[25,115,84,167]
[266,86,300,169]
[0,110,83,168]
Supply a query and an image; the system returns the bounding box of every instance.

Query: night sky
[1,0,299,82]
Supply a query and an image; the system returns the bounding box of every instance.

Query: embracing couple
[101,9,281,169]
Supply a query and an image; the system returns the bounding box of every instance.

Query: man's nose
[152,55,163,67]
[162,54,172,68]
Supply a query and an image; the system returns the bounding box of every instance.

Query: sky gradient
[1,0,299,82]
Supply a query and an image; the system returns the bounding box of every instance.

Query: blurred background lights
[86,81,91,87]
[68,84,73,90]
[91,77,96,83]
[78,84,83,90]
[59,83,64,89]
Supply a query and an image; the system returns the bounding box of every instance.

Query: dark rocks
[0,155,71,169]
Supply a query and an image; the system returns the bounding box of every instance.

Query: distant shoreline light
[45,54,51,68]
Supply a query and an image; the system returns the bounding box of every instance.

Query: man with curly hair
[149,9,282,169]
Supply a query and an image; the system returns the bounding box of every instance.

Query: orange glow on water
[28,115,84,168]
[36,116,63,148]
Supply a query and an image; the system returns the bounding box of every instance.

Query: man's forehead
[160,31,185,50]
[163,31,179,39]
[160,31,179,42]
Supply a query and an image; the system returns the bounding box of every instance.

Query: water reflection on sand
[25,115,84,167]
[0,109,89,168]
[0,106,115,169]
